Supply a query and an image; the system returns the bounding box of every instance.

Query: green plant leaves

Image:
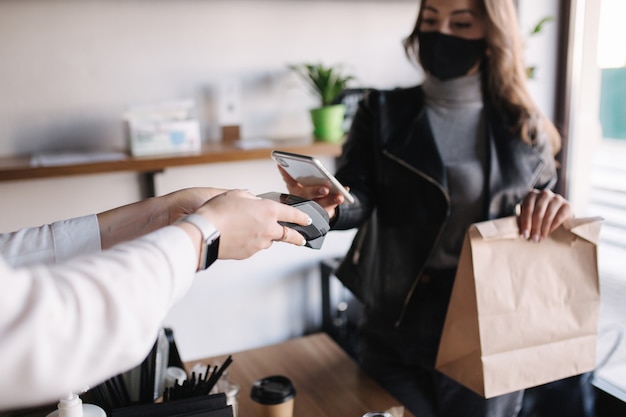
[288,63,354,107]
[529,16,555,36]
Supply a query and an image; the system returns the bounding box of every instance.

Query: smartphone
[271,150,355,204]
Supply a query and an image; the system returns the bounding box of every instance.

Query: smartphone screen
[271,150,355,204]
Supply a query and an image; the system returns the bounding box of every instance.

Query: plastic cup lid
[250,375,296,405]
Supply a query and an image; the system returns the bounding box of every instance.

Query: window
[569,0,626,402]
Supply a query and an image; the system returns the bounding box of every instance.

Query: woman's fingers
[277,165,331,200]
[518,189,574,242]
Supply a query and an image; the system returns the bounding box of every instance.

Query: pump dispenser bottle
[45,393,106,417]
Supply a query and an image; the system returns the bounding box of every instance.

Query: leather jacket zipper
[351,221,369,264]
[382,150,451,327]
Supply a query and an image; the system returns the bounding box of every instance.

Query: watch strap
[178,214,221,270]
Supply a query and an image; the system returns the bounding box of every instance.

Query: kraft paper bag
[435,216,602,398]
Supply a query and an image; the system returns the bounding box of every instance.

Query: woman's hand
[194,189,311,260]
[277,165,346,219]
[517,189,574,242]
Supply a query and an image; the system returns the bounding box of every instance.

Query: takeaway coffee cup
[250,375,296,417]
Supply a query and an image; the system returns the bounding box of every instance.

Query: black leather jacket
[332,86,557,327]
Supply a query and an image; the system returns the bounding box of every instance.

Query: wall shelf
[0,138,342,183]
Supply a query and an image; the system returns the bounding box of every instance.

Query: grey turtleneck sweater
[422,73,487,269]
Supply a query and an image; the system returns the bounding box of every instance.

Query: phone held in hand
[271,150,355,204]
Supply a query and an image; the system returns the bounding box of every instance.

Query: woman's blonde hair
[403,0,561,154]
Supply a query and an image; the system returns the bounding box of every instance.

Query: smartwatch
[178,214,221,270]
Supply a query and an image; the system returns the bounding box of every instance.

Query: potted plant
[288,63,355,142]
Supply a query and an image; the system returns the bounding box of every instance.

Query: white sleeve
[0,225,197,410]
[0,214,101,267]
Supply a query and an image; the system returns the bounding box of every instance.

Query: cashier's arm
[98,188,309,259]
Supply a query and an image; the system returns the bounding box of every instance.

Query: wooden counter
[187,332,412,417]
[2,333,411,417]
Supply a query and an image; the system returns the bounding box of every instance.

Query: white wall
[0,0,563,361]
[518,0,561,122]
[0,0,418,361]
[154,158,358,360]
[0,0,419,157]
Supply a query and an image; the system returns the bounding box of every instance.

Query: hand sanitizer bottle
[46,393,106,417]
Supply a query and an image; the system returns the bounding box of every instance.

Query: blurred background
[0,6,623,412]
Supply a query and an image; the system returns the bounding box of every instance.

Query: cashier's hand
[277,165,347,219]
[194,189,310,259]
[517,189,574,242]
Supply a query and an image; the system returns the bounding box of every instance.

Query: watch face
[204,235,220,269]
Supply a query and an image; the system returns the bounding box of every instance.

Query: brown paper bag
[435,216,602,398]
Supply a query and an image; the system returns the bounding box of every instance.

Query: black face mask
[417,31,487,81]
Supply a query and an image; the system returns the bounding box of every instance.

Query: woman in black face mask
[414,0,488,81]
[278,1,572,416]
